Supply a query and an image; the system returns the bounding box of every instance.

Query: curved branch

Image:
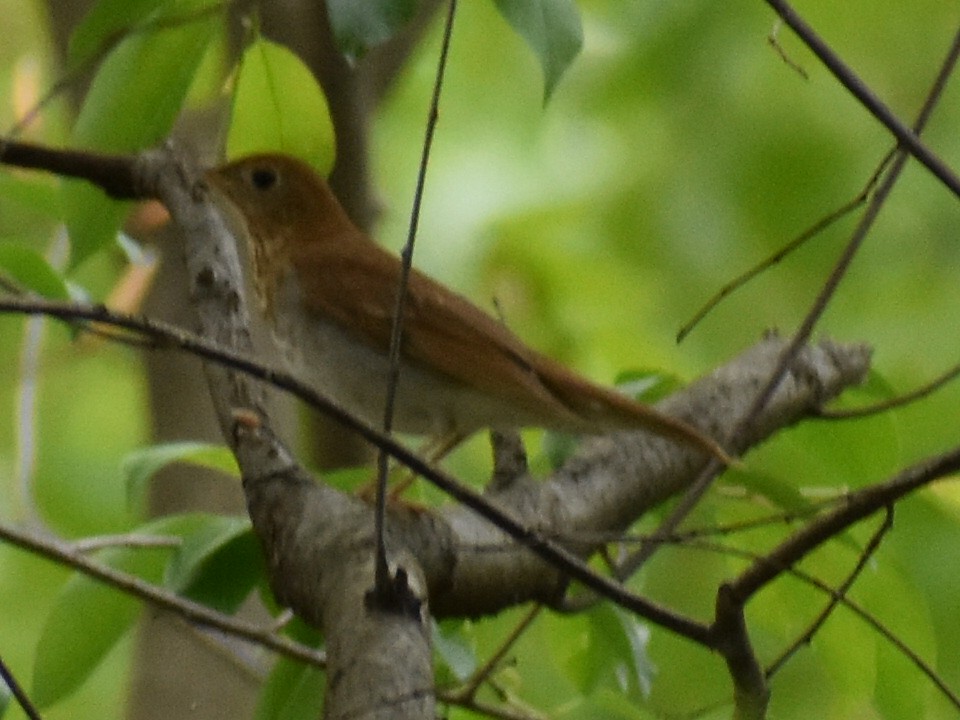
[0,294,873,644]
[0,140,875,714]
[727,446,960,601]
[0,520,326,667]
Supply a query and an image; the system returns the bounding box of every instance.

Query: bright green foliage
[122,441,239,511]
[492,0,583,101]
[434,619,478,684]
[226,38,336,176]
[613,368,683,404]
[0,243,70,299]
[31,515,180,708]
[163,515,259,613]
[1,0,960,718]
[255,622,325,720]
[0,173,61,235]
[66,0,169,70]
[64,0,221,268]
[30,513,263,708]
[255,657,326,720]
[572,605,654,700]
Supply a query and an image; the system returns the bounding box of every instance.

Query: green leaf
[327,0,418,61]
[226,38,336,176]
[0,243,70,299]
[578,688,652,719]
[317,464,372,494]
[122,441,239,510]
[0,173,61,225]
[165,517,262,614]
[60,181,125,270]
[255,623,325,720]
[724,465,813,517]
[492,0,583,101]
[70,0,220,150]
[31,513,255,709]
[67,0,168,70]
[820,368,898,415]
[433,619,477,683]
[64,0,220,268]
[31,515,195,708]
[614,368,684,404]
[568,604,652,699]
[255,658,325,720]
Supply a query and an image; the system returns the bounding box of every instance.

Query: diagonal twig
[766,0,960,199]
[0,520,326,668]
[627,22,960,586]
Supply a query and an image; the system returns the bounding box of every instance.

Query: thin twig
[677,152,890,343]
[728,446,960,600]
[728,21,960,447]
[373,0,458,601]
[679,536,960,711]
[72,533,183,553]
[765,506,893,677]
[14,231,68,528]
[631,21,960,589]
[787,565,960,711]
[0,520,326,668]
[448,605,542,702]
[819,360,960,419]
[766,0,960,200]
[437,691,548,720]
[0,140,143,199]
[767,20,809,80]
[0,652,42,720]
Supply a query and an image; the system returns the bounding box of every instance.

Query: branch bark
[0,142,872,716]
[143,147,869,715]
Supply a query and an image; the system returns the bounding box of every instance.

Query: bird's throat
[248,232,290,322]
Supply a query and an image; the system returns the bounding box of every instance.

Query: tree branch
[727,446,960,601]
[0,139,144,198]
[0,519,325,668]
[0,292,873,641]
[0,141,874,716]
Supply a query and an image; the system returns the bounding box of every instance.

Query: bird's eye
[250,167,278,191]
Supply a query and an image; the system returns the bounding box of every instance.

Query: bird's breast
[261,272,543,437]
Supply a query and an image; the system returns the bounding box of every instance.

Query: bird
[204,153,733,466]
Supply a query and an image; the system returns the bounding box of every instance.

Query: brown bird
[205,154,732,465]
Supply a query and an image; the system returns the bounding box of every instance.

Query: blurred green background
[1,0,960,718]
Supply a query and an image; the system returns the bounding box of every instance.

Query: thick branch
[150,147,436,720]
[431,334,870,618]
[0,142,873,716]
[0,140,871,622]
[0,140,144,198]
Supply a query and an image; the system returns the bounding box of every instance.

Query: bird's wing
[293,240,734,463]
[294,240,581,424]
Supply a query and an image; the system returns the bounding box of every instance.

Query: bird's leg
[488,429,529,491]
[355,431,466,504]
[390,428,533,499]
[386,431,466,500]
